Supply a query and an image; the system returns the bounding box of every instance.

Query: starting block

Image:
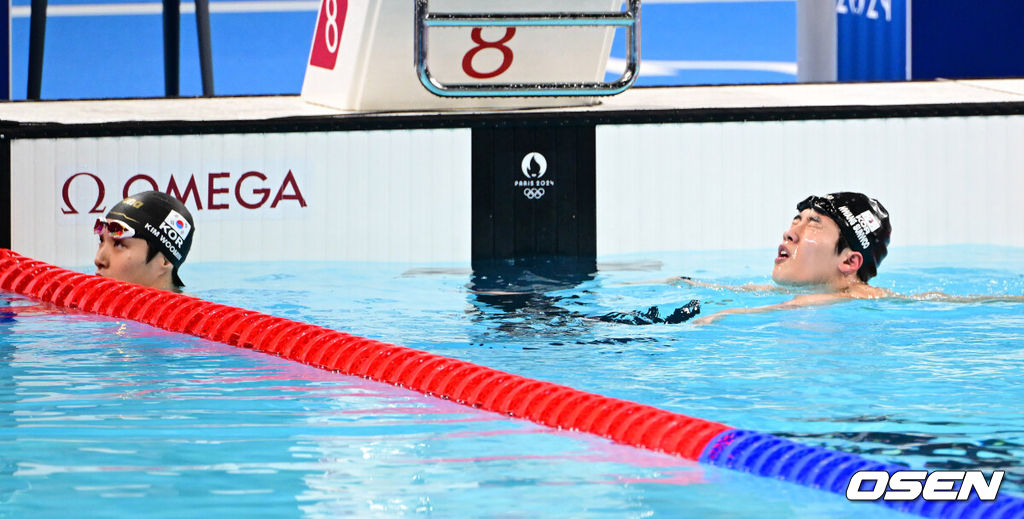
[301,0,637,111]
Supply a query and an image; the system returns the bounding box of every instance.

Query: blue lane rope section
[700,429,1024,518]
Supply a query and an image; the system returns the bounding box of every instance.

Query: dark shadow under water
[464,257,699,344]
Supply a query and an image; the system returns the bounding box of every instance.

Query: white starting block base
[301,0,623,111]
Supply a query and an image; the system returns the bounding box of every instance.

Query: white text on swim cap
[839,206,871,250]
[160,210,192,245]
[144,223,184,261]
[856,210,882,232]
[158,220,186,248]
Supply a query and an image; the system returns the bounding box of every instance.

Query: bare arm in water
[692,293,849,325]
[904,292,1024,303]
[692,289,1024,325]
[620,276,789,293]
[620,274,1023,325]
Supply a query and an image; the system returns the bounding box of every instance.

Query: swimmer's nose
[94,240,109,272]
[783,227,798,244]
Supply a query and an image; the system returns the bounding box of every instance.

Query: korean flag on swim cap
[106,191,195,287]
[162,210,192,241]
[797,192,891,281]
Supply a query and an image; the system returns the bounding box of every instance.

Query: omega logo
[62,172,108,214]
[60,170,308,214]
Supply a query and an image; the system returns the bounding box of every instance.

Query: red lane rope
[0,249,730,460]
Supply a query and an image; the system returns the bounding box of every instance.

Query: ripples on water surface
[1,245,1021,517]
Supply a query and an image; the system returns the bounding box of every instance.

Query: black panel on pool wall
[471,125,596,262]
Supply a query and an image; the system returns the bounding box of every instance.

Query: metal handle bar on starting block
[414,0,641,97]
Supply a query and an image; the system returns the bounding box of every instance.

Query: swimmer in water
[688,192,892,325]
[677,192,1022,325]
[93,191,195,291]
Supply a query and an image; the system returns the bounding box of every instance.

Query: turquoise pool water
[2,245,1022,517]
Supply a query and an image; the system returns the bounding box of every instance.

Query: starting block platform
[301,0,638,111]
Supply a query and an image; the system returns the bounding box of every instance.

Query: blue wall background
[9,0,797,100]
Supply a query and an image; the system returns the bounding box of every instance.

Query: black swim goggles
[796,195,838,220]
[93,218,137,240]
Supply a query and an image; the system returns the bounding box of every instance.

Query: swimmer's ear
[153,253,174,276]
[839,250,863,276]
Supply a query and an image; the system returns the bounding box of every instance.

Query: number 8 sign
[310,0,348,70]
[301,0,624,111]
[462,28,516,79]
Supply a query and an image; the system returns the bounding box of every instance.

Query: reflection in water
[1,300,15,506]
[0,296,42,505]
[779,427,1024,492]
[595,301,701,325]
[467,257,699,336]
[469,257,595,313]
[466,257,597,339]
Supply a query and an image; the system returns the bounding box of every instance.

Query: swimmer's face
[772,208,847,286]
[94,231,173,290]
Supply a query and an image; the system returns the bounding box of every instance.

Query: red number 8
[462,28,516,79]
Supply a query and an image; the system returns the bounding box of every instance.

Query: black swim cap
[106,191,195,287]
[797,192,891,281]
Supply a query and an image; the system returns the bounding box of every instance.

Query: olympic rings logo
[523,188,545,200]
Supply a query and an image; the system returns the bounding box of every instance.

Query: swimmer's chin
[771,273,819,289]
[770,271,792,286]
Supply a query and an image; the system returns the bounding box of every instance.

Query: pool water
[2,245,1022,517]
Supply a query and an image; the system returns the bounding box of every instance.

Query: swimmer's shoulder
[859,285,894,299]
[789,293,845,307]
[790,284,890,305]
[841,284,893,300]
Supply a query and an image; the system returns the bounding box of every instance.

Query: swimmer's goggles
[797,195,877,268]
[93,218,136,240]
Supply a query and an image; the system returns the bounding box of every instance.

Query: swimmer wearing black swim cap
[790,192,891,283]
[690,192,893,325]
[774,192,891,286]
[631,192,1022,324]
[93,191,195,291]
